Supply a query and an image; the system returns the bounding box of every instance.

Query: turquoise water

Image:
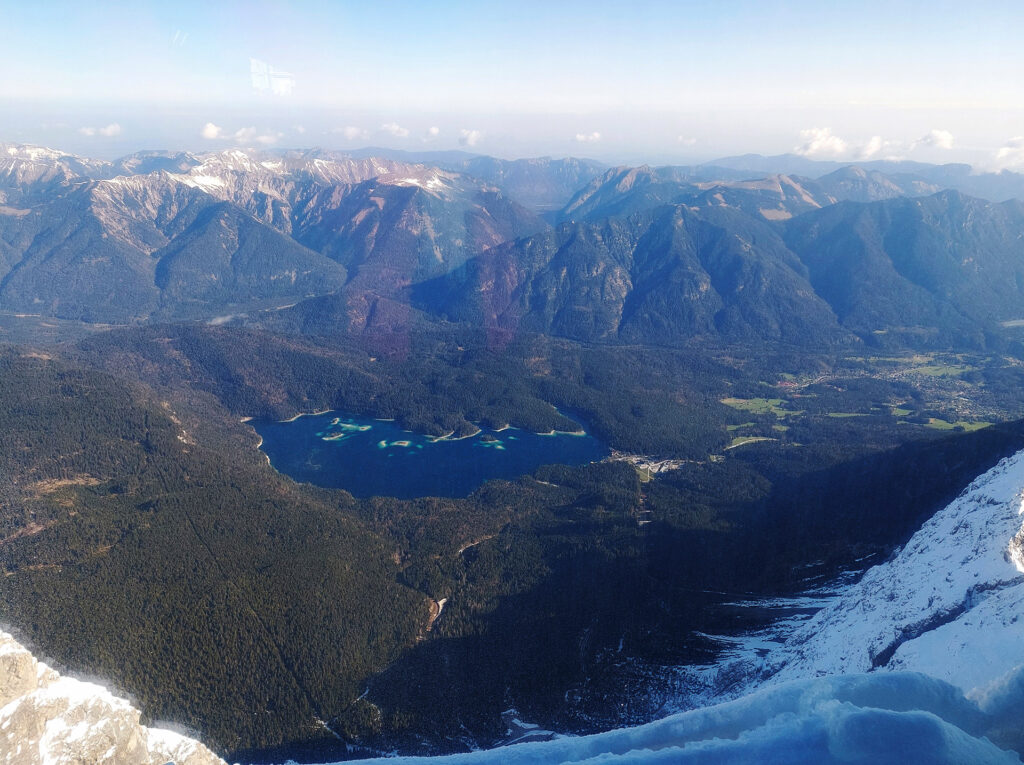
[253,412,609,498]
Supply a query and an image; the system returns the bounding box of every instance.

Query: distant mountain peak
[2,142,83,162]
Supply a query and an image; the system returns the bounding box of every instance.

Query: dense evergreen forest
[5,324,1024,760]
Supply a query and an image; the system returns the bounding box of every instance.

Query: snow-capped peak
[0,143,76,162]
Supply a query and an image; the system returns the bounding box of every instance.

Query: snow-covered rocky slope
[337,449,1024,764]
[0,630,224,765]
[761,449,1024,693]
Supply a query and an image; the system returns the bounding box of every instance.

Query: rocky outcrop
[0,631,225,765]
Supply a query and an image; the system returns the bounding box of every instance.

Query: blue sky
[3,0,1023,165]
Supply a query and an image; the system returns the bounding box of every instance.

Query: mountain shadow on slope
[414,204,850,348]
[784,190,1024,348]
[152,201,346,318]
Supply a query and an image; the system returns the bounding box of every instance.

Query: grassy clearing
[721,397,800,417]
[726,421,755,431]
[846,353,935,364]
[827,412,868,418]
[924,418,992,432]
[907,364,976,377]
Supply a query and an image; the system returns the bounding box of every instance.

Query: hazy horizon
[5,1,1024,169]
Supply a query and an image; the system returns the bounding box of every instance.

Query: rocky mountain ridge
[422,186,1024,351]
[0,144,543,322]
[5,142,1024,350]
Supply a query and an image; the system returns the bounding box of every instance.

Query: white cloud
[294,125,306,135]
[424,126,440,141]
[794,128,899,161]
[995,136,1024,169]
[232,126,258,143]
[912,129,955,151]
[201,122,223,140]
[333,126,368,141]
[857,135,885,159]
[203,124,282,145]
[677,136,698,146]
[459,129,483,147]
[78,123,121,137]
[231,126,282,146]
[794,127,848,158]
[381,122,410,138]
[575,131,602,143]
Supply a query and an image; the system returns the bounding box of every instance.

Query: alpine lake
[253,412,610,498]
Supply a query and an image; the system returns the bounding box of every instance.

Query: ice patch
[339,673,1018,765]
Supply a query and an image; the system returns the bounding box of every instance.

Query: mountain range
[5,142,1024,354]
[420,188,1024,350]
[0,145,544,323]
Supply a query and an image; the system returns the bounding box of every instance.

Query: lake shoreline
[246,409,591,441]
[249,410,609,499]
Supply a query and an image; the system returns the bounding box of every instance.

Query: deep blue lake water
[253,412,610,498]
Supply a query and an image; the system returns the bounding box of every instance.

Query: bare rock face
[0,631,225,765]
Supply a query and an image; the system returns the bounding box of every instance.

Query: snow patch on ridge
[181,174,227,189]
[1009,501,1024,574]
